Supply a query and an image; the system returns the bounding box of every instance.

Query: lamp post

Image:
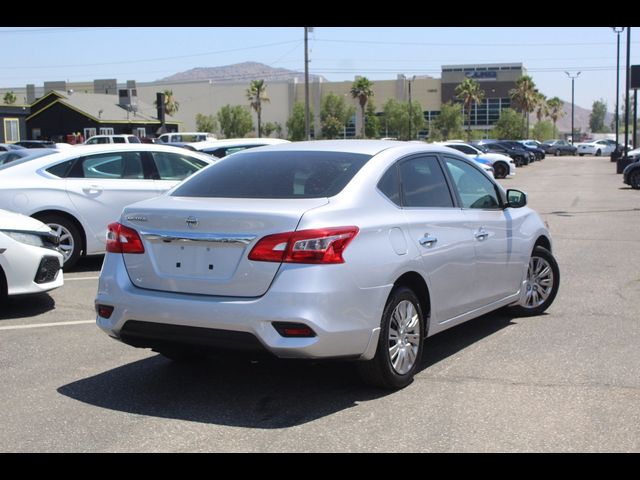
[565,71,581,145]
[623,27,631,157]
[612,28,625,159]
[304,27,313,141]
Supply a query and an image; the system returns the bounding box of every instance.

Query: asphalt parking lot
[1,155,639,452]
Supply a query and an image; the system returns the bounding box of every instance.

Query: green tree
[455,78,485,141]
[531,120,555,142]
[286,102,313,141]
[262,121,282,138]
[246,79,270,137]
[428,101,464,141]
[494,108,525,139]
[381,98,424,141]
[589,99,609,133]
[195,113,218,133]
[547,97,565,138]
[3,91,17,105]
[364,100,380,138]
[350,77,374,138]
[216,104,253,138]
[153,89,179,116]
[509,75,538,136]
[320,93,353,139]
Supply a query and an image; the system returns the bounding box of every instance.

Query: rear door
[395,155,479,321]
[64,150,159,248]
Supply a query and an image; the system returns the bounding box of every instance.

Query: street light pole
[623,27,631,157]
[612,28,625,156]
[565,71,581,145]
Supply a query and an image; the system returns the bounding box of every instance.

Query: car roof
[191,138,291,150]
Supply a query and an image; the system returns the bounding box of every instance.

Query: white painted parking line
[64,276,100,281]
[0,320,95,331]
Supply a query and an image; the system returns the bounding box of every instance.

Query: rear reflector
[106,222,145,254]
[272,322,316,338]
[96,304,114,319]
[249,226,359,264]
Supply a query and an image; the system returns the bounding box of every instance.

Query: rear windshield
[172,150,371,198]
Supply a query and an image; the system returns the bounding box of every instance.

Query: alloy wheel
[47,223,75,264]
[388,300,421,375]
[523,256,554,309]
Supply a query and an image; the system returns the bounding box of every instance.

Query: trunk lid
[120,196,328,297]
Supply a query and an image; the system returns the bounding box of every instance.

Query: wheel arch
[392,271,431,334]
[533,235,552,253]
[31,210,86,257]
[0,264,7,301]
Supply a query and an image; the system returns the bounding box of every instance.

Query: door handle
[419,234,438,248]
[474,227,489,241]
[82,185,103,195]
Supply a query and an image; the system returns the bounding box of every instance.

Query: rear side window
[399,156,454,208]
[150,151,209,180]
[377,164,401,206]
[172,151,371,198]
[45,159,76,177]
[64,152,144,179]
[112,137,126,144]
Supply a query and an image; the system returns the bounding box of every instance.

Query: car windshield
[0,149,58,171]
[172,150,371,199]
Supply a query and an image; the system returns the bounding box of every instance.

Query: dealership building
[0,63,525,141]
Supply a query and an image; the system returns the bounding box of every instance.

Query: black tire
[357,286,425,389]
[510,246,560,317]
[579,153,584,157]
[0,266,7,303]
[493,162,508,179]
[629,170,640,190]
[595,149,601,156]
[155,346,204,362]
[34,213,83,270]
[554,149,560,157]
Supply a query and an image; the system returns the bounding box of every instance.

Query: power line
[315,38,640,48]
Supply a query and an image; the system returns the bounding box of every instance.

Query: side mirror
[506,189,527,208]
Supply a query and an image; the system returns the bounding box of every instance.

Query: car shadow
[57,311,516,429]
[65,255,104,273]
[0,293,56,320]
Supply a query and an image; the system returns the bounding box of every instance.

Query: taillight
[248,226,359,264]
[106,222,145,254]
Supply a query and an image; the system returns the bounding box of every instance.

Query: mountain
[159,62,326,83]
[550,101,614,135]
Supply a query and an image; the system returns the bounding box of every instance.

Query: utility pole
[624,27,631,157]
[304,27,312,141]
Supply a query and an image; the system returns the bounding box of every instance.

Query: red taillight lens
[96,304,114,319]
[106,222,145,254]
[249,227,359,264]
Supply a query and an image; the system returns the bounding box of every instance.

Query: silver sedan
[95,140,559,389]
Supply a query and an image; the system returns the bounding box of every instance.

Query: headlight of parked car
[1,230,45,247]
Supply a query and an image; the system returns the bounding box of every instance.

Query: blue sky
[1,26,638,111]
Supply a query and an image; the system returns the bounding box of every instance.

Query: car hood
[0,208,50,232]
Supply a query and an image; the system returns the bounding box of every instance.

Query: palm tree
[154,90,180,116]
[535,92,549,125]
[247,79,270,138]
[547,97,565,138]
[455,78,485,141]
[350,77,374,138]
[509,75,537,136]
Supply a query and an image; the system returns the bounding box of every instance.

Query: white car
[576,139,617,157]
[0,209,63,300]
[0,144,215,269]
[188,138,290,159]
[84,135,141,145]
[437,142,516,179]
[157,132,217,143]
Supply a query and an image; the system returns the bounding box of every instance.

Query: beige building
[1,63,528,139]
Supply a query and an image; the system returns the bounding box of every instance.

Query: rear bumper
[95,253,389,360]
